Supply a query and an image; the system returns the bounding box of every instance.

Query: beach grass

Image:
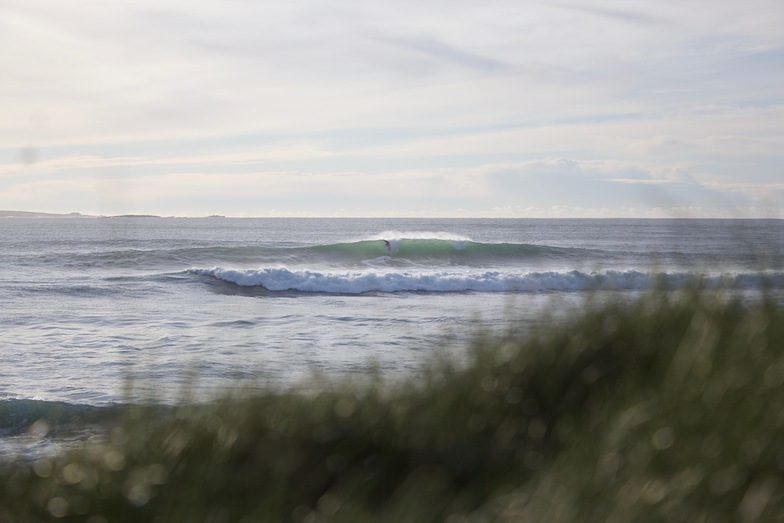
[2,287,784,522]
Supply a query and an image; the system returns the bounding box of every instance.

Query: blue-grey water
[1,217,782,458]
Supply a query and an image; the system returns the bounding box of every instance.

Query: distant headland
[0,210,160,218]
[0,210,229,219]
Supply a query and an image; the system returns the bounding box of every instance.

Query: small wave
[52,246,276,270]
[0,399,121,437]
[188,268,784,295]
[188,267,659,294]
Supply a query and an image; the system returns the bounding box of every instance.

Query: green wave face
[53,238,589,271]
[311,239,574,264]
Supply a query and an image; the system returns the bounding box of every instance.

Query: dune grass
[2,287,784,522]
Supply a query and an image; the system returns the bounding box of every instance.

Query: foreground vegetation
[2,288,784,522]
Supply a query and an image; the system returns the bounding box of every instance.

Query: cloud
[1,0,782,217]
[7,153,773,217]
[469,157,783,217]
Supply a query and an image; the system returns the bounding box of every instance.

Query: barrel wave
[185,234,784,294]
[185,234,601,293]
[50,237,585,270]
[310,238,575,263]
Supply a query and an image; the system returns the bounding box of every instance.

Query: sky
[1,0,783,218]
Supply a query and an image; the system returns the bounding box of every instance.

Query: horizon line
[1,210,781,220]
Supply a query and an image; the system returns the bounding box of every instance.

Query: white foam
[368,231,473,242]
[188,267,784,294]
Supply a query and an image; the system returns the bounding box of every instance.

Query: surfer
[383,240,391,252]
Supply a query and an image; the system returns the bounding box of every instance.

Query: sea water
[1,217,782,458]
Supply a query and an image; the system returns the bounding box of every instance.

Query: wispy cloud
[1,0,782,216]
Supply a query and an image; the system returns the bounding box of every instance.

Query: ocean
[1,217,782,459]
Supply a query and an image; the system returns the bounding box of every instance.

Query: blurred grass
[2,287,784,522]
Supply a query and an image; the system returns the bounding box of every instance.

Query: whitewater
[1,217,782,459]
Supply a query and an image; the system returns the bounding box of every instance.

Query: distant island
[0,210,90,218]
[104,214,161,218]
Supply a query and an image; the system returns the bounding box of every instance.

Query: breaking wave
[188,267,784,294]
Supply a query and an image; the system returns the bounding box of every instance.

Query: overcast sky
[2,0,783,217]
